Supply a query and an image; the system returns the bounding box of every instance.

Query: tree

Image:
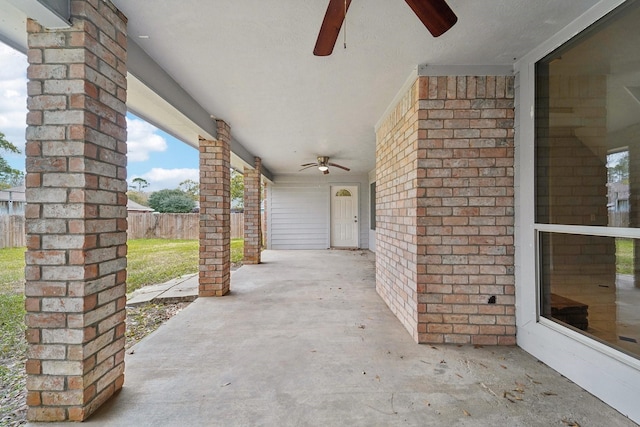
[230,169,244,210]
[179,179,199,201]
[158,194,195,213]
[130,177,150,192]
[148,189,195,213]
[607,151,629,184]
[0,170,24,190]
[0,131,22,188]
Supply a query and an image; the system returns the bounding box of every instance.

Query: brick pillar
[415,75,516,346]
[24,1,128,422]
[375,74,516,346]
[243,157,262,264]
[199,120,231,296]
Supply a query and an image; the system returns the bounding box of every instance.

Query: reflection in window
[335,189,351,197]
[535,1,640,359]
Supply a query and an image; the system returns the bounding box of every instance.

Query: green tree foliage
[148,189,195,213]
[158,194,195,213]
[607,151,629,184]
[231,169,244,210]
[130,177,150,192]
[179,179,199,201]
[0,131,22,188]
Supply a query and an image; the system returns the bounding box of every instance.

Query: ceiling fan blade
[404,0,457,37]
[313,0,352,56]
[328,162,350,171]
[323,169,330,175]
[300,163,317,167]
[299,165,317,171]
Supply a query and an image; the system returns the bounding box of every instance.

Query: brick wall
[375,80,420,340]
[244,157,262,264]
[24,0,128,421]
[198,120,231,297]
[376,74,516,345]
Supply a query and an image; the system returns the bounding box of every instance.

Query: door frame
[329,183,360,248]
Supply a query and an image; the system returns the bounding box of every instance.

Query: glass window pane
[535,2,640,227]
[535,1,640,359]
[539,232,640,359]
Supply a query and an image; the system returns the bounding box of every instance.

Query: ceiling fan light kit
[314,0,457,56]
[299,156,351,174]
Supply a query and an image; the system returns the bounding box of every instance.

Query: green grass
[127,238,245,293]
[0,293,27,424]
[231,238,244,264]
[126,239,200,293]
[0,293,26,359]
[0,247,26,295]
[616,238,634,275]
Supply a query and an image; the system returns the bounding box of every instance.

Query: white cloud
[133,167,199,192]
[126,117,168,162]
[0,44,28,154]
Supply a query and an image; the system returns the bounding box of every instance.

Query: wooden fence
[0,215,26,248]
[609,211,629,228]
[127,212,245,240]
[1,212,252,248]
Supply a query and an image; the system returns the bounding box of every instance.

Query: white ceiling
[5,0,606,176]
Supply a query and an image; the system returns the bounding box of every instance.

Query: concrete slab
[31,250,637,426]
[126,273,198,305]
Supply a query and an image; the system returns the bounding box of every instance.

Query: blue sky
[0,43,199,193]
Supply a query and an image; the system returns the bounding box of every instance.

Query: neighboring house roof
[0,185,26,203]
[127,199,154,212]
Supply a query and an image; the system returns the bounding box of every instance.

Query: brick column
[24,1,128,421]
[243,157,262,264]
[199,120,231,296]
[375,74,516,346]
[415,75,516,346]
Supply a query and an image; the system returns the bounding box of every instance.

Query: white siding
[267,174,370,250]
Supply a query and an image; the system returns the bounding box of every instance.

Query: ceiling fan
[300,156,351,174]
[313,0,458,56]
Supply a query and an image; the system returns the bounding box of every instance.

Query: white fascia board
[6,0,70,28]
[417,64,513,76]
[0,0,28,52]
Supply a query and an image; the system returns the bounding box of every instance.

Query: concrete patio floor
[32,250,636,426]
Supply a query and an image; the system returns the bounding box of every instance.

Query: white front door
[330,185,358,248]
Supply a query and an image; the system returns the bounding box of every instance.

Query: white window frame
[515,0,640,422]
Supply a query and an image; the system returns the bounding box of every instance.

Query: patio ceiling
[0,0,602,177]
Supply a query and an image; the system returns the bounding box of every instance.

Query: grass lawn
[0,247,26,295]
[616,238,634,275]
[127,239,199,293]
[127,238,244,293]
[231,238,244,265]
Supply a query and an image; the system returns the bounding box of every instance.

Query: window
[335,189,352,197]
[370,182,376,231]
[535,1,640,359]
